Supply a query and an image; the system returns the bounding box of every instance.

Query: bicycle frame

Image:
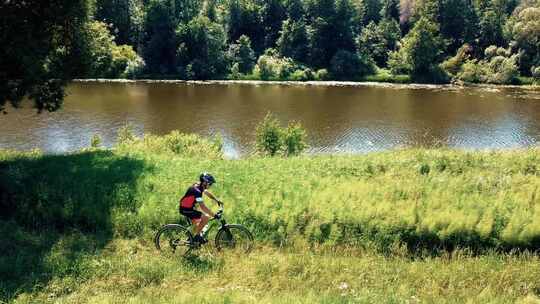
[183,205,227,240]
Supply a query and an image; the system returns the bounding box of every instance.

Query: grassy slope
[2,142,540,303]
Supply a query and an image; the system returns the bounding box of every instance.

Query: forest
[1,0,539,112]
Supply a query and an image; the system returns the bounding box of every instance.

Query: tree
[277,18,310,63]
[307,0,357,67]
[95,0,132,45]
[478,9,505,50]
[505,6,540,75]
[227,0,266,53]
[261,0,287,49]
[142,0,180,74]
[0,0,90,113]
[394,17,446,81]
[361,0,382,24]
[176,16,228,79]
[357,18,400,67]
[228,35,256,74]
[439,0,478,53]
[380,0,400,21]
[329,49,375,79]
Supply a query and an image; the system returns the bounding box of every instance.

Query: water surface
[1,82,539,158]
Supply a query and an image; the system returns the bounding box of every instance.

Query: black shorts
[180,207,202,220]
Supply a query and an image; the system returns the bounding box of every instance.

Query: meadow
[1,132,539,303]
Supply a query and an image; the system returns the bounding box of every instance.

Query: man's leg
[195,214,209,236]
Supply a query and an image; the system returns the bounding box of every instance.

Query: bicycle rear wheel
[215,224,254,254]
[154,224,194,256]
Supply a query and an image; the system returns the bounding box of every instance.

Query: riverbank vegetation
[2,0,540,112]
[1,130,539,302]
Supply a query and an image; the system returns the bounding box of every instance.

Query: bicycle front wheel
[154,224,194,256]
[215,224,254,254]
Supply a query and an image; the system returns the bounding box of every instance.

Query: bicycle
[154,203,254,256]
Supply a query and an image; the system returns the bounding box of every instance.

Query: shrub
[440,44,472,76]
[456,48,519,84]
[283,122,308,156]
[124,56,146,79]
[255,113,284,156]
[457,60,484,83]
[315,69,329,80]
[90,134,102,148]
[387,48,412,75]
[289,69,314,81]
[255,113,308,156]
[117,123,136,145]
[253,54,303,80]
[531,66,540,81]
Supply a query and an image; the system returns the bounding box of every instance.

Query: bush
[255,113,308,156]
[531,66,540,81]
[457,60,484,83]
[289,68,314,81]
[255,113,284,156]
[90,134,102,148]
[441,44,472,76]
[117,123,136,145]
[253,53,307,80]
[456,47,520,84]
[315,69,329,80]
[124,56,146,79]
[387,48,411,75]
[283,122,308,156]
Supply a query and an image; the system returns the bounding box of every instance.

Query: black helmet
[199,172,216,185]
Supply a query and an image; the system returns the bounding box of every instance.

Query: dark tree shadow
[0,150,150,301]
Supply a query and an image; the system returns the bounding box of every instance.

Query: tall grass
[1,131,540,302]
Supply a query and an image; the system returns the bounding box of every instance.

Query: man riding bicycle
[179,172,223,244]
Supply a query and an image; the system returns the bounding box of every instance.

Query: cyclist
[179,172,223,244]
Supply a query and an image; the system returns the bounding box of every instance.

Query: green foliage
[82,21,144,78]
[119,130,223,158]
[228,35,256,74]
[90,134,102,148]
[142,0,184,75]
[277,18,310,63]
[393,17,448,83]
[176,16,228,79]
[227,0,265,54]
[455,46,520,84]
[117,123,136,145]
[283,122,309,156]
[505,6,540,76]
[532,66,540,81]
[439,0,478,53]
[387,48,412,75]
[315,68,330,80]
[253,53,299,80]
[0,0,89,113]
[329,50,375,80]
[255,113,309,156]
[357,19,401,67]
[456,60,485,83]
[440,44,473,76]
[255,113,284,156]
[476,5,506,52]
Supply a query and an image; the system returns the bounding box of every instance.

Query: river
[1,81,539,158]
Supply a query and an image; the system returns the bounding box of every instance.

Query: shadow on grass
[0,150,150,301]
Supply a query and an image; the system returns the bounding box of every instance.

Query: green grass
[1,132,540,303]
[363,69,411,83]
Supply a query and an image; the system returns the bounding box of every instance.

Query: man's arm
[203,190,222,205]
[199,202,215,218]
